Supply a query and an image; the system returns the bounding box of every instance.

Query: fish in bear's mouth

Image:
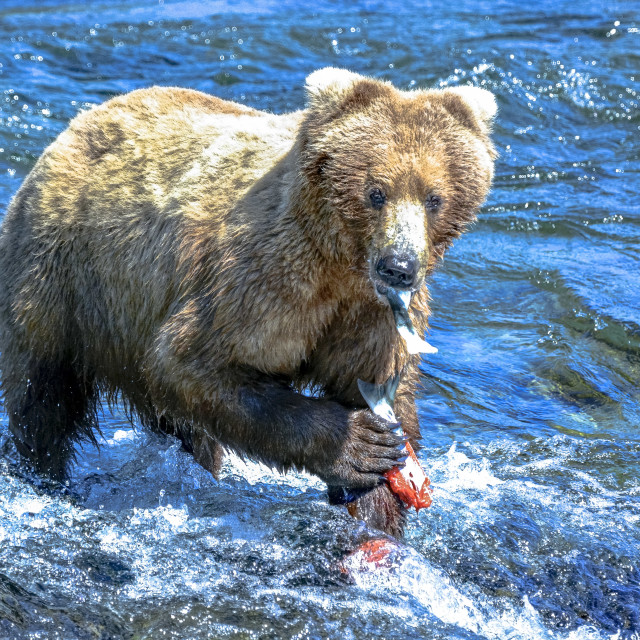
[376,283,437,356]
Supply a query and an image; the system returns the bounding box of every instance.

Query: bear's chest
[231,294,340,375]
[296,299,408,402]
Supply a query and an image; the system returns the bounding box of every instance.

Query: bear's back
[0,87,304,372]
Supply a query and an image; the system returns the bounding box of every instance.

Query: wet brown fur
[0,70,496,537]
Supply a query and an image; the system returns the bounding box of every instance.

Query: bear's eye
[369,188,386,210]
[425,194,442,211]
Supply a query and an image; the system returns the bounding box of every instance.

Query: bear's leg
[346,484,407,538]
[190,428,224,479]
[4,356,97,480]
[151,415,224,480]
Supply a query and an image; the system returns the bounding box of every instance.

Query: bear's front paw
[313,409,406,490]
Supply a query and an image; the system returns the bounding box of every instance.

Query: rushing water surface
[1,1,639,638]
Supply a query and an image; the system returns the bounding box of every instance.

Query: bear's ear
[443,86,497,128]
[305,68,389,115]
[305,68,365,110]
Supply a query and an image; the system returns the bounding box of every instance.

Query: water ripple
[1,0,639,638]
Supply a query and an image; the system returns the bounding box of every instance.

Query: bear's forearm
[213,375,349,471]
[186,370,404,487]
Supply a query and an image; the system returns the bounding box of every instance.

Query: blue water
[1,1,639,638]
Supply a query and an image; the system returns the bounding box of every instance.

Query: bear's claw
[313,408,406,489]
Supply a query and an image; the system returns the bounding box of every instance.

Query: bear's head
[299,67,497,301]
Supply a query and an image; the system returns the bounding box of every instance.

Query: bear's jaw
[373,281,412,299]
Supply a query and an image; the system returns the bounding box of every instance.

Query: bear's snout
[375,252,419,290]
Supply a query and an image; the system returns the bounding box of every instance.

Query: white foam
[348,545,613,640]
[434,443,504,494]
[11,496,49,517]
[222,451,324,491]
[105,428,138,446]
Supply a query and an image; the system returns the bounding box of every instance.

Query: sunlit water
[1,1,639,638]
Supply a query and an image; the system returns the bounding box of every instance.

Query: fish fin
[385,373,401,403]
[357,378,397,423]
[396,326,438,355]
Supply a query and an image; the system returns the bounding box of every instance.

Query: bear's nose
[376,254,418,289]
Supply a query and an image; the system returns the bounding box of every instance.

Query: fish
[342,538,401,572]
[357,375,432,512]
[385,288,437,355]
[356,374,400,425]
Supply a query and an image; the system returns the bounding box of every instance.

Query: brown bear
[0,68,496,537]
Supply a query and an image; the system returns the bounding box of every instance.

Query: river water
[0,1,639,638]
